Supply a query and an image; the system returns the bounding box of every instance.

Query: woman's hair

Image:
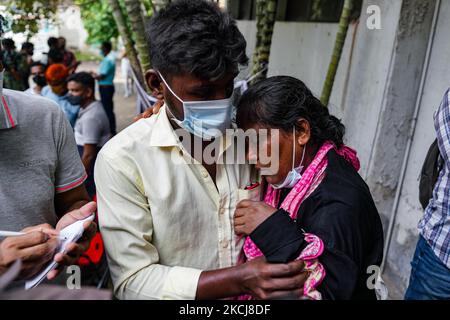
[236,76,345,147]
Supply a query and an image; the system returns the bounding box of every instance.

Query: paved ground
[77,60,138,133]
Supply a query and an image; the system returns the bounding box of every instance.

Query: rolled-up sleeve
[94,152,202,300]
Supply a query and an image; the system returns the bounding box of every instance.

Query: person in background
[41,63,79,127]
[0,38,27,91]
[405,89,450,300]
[24,62,46,96]
[44,37,61,66]
[20,42,34,65]
[47,37,59,51]
[47,48,64,67]
[67,72,111,197]
[92,41,116,135]
[19,42,34,90]
[120,50,133,98]
[58,37,79,72]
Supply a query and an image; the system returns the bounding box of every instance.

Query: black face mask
[67,94,83,106]
[32,75,46,87]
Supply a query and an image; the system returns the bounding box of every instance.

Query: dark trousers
[77,145,100,198]
[99,85,116,135]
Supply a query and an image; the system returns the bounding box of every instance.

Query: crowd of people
[0,0,449,301]
[0,36,116,195]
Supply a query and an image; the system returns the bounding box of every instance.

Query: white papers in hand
[25,214,95,290]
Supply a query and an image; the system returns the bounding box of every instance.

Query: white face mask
[158,71,233,139]
[272,127,306,189]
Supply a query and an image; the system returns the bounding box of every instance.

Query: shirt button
[219,208,225,215]
[202,171,209,179]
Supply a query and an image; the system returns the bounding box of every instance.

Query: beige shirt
[95,105,260,300]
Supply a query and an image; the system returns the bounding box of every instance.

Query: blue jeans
[404,236,450,300]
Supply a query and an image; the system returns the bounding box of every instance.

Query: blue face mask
[158,71,233,139]
[272,128,306,189]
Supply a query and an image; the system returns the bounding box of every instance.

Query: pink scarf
[241,141,360,300]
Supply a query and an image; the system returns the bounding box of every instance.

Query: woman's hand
[234,200,277,236]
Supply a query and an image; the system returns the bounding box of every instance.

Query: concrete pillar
[362,0,438,298]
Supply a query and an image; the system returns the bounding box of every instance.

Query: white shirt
[94,105,260,299]
[24,87,38,95]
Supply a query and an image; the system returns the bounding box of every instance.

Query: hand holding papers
[25,214,95,290]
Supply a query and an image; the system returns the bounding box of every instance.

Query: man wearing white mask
[94,0,307,300]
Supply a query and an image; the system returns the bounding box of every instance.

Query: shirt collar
[81,100,97,111]
[0,71,18,130]
[149,104,182,147]
[105,52,114,60]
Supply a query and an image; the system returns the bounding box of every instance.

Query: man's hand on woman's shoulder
[133,100,164,122]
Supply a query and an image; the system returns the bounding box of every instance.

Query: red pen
[244,182,260,190]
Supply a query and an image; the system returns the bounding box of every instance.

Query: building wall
[237,0,403,174]
[237,0,448,299]
[237,20,354,120]
[384,0,450,298]
[57,6,89,51]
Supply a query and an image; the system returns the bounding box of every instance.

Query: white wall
[57,5,89,51]
[386,0,450,295]
[237,0,403,176]
[268,22,356,121]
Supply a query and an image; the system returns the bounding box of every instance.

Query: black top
[250,150,384,300]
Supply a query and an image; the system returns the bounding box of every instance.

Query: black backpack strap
[419,139,442,210]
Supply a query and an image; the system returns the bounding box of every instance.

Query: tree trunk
[320,0,354,107]
[124,0,152,74]
[251,0,277,84]
[108,0,145,88]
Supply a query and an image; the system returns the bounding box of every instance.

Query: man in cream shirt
[95,0,306,300]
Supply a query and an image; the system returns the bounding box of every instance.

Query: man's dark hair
[47,37,58,48]
[2,38,15,50]
[21,42,33,51]
[237,76,346,148]
[30,61,45,69]
[67,72,96,92]
[147,0,248,80]
[101,41,112,52]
